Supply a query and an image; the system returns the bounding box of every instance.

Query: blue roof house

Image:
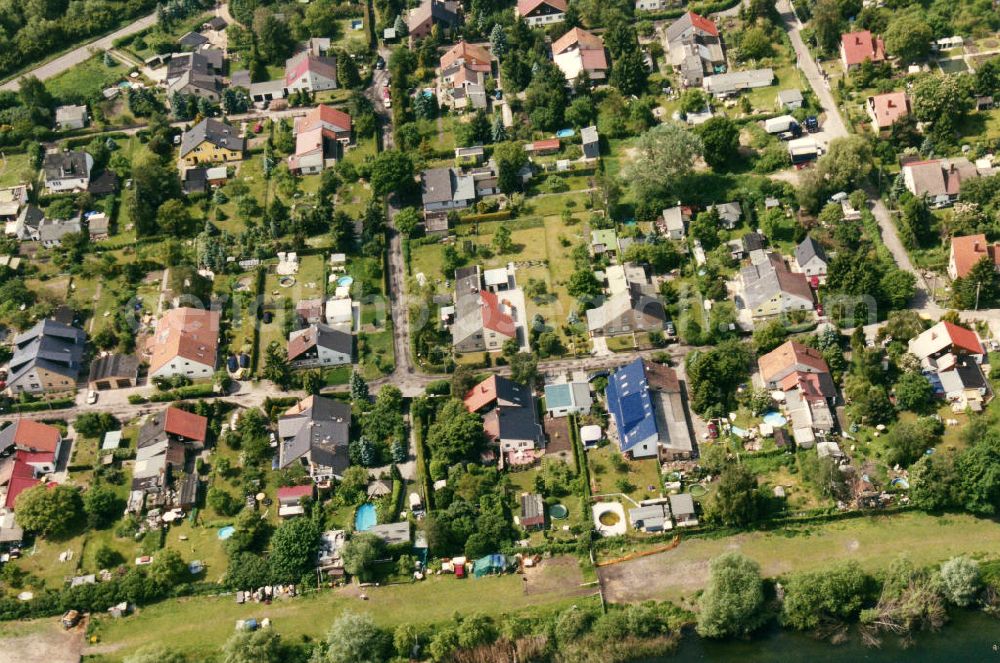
[605,358,660,459]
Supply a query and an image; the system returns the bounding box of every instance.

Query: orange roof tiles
[146,307,221,375]
[950,234,1000,279]
[552,27,604,56]
[758,341,830,385]
[440,41,492,72]
[8,420,61,453]
[868,91,910,128]
[464,375,500,413]
[294,104,352,135]
[164,406,208,443]
[841,30,886,67]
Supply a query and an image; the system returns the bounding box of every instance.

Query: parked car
[86,390,98,404]
[804,116,819,132]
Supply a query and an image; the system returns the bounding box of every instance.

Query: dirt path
[0,620,84,663]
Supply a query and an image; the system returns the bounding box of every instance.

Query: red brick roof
[528,139,560,151]
[164,407,208,443]
[758,341,829,385]
[146,307,221,375]
[440,41,492,72]
[685,11,719,37]
[950,234,1000,279]
[841,30,885,66]
[942,321,985,356]
[9,420,61,453]
[552,27,604,56]
[868,91,909,128]
[464,375,500,413]
[294,104,352,135]
[277,484,314,502]
[479,289,516,337]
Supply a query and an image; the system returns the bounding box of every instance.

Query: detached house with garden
[277,396,352,483]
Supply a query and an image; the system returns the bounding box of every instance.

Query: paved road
[778,0,939,314]
[1,11,159,91]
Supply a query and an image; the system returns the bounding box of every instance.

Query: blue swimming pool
[355,503,377,531]
[762,411,788,427]
[337,275,354,288]
[555,128,575,138]
[217,526,235,540]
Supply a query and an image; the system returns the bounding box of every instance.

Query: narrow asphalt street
[778,0,940,315]
[0,11,159,91]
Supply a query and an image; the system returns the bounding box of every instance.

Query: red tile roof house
[525,139,560,155]
[464,375,543,464]
[949,234,1000,280]
[552,28,609,85]
[284,52,337,94]
[908,321,986,365]
[0,420,63,511]
[867,91,910,131]
[277,484,314,518]
[293,104,353,144]
[840,30,886,70]
[138,406,209,451]
[516,0,567,27]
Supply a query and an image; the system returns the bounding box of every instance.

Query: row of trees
[698,551,985,645]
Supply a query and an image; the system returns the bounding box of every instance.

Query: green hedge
[458,210,513,224]
[7,398,75,413]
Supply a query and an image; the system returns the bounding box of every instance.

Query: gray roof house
[421,167,476,213]
[659,206,687,239]
[739,252,814,321]
[37,216,82,247]
[663,11,724,87]
[179,118,246,164]
[703,68,774,96]
[451,265,517,353]
[178,31,210,48]
[42,150,94,192]
[287,323,353,367]
[795,236,828,279]
[369,521,412,546]
[707,202,742,229]
[277,396,352,481]
[587,285,665,338]
[629,502,672,532]
[776,89,804,110]
[669,493,698,526]
[581,125,600,159]
[6,319,86,396]
[166,51,224,102]
[54,104,88,131]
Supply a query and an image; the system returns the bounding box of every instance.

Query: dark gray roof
[88,353,139,383]
[204,16,227,30]
[180,118,245,158]
[490,403,543,444]
[313,323,353,355]
[278,396,351,474]
[742,231,767,252]
[42,151,90,181]
[795,236,827,266]
[8,319,85,387]
[422,167,455,205]
[88,170,119,195]
[179,31,210,48]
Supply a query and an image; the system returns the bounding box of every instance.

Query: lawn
[598,512,1000,603]
[83,558,600,661]
[0,152,36,187]
[410,212,587,349]
[587,445,663,503]
[259,254,327,358]
[45,54,125,102]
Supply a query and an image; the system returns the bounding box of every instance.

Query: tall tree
[697,553,767,638]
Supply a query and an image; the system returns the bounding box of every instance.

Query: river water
[658,611,1000,662]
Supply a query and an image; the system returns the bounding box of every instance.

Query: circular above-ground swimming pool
[890,477,910,489]
[278,276,296,287]
[355,502,377,531]
[762,411,788,427]
[688,484,708,497]
[337,275,354,288]
[217,526,235,540]
[549,504,568,519]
